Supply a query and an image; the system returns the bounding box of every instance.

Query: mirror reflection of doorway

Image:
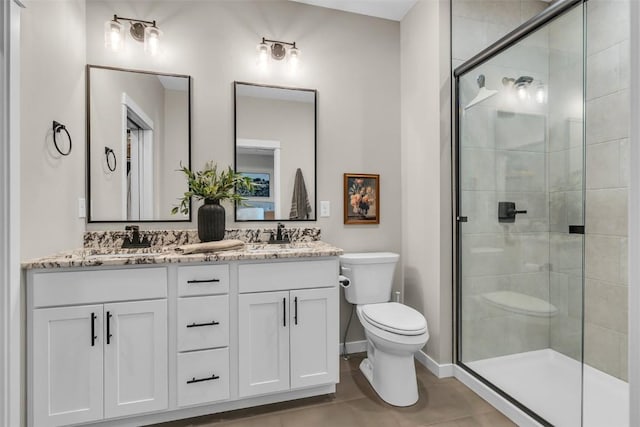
[236,139,281,220]
[122,94,154,220]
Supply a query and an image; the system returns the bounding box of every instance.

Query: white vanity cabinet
[29,268,169,427]
[238,260,339,398]
[26,254,340,427]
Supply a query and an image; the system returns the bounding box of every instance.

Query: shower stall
[455,0,629,425]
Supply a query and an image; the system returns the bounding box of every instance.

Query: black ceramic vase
[198,199,225,242]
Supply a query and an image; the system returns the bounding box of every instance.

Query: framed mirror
[234,81,317,221]
[86,65,191,222]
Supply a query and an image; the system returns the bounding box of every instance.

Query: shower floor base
[466,349,628,427]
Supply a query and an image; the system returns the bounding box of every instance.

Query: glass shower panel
[457,4,584,426]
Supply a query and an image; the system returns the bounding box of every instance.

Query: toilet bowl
[357,303,429,406]
[339,253,429,407]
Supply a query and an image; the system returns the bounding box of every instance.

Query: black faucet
[122,225,151,248]
[269,223,290,244]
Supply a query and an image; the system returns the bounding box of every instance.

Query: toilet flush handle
[339,266,351,288]
[338,275,350,288]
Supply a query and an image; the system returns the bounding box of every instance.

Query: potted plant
[172,162,254,242]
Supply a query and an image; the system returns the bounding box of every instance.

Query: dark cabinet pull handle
[106,311,113,344]
[283,297,286,327]
[186,373,220,384]
[187,278,220,284]
[91,313,97,347]
[186,321,220,328]
[294,297,298,325]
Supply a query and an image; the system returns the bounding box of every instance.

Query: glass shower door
[456,4,585,426]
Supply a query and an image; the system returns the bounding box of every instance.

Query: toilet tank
[339,252,400,304]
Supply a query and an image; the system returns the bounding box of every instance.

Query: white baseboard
[414,350,454,379]
[453,365,543,427]
[340,340,367,354]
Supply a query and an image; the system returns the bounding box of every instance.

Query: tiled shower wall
[549,0,631,381]
[454,0,630,381]
[583,0,630,380]
[454,0,551,362]
[452,0,548,69]
[547,7,585,364]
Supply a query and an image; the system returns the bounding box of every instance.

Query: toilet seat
[360,302,427,336]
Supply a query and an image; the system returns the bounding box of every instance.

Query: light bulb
[517,85,528,100]
[256,41,269,69]
[288,46,301,73]
[144,25,162,56]
[535,84,546,104]
[104,19,124,52]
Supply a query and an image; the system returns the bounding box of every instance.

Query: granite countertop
[22,241,344,270]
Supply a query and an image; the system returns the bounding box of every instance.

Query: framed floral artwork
[344,173,380,224]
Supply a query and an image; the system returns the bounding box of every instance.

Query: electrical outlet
[78,197,86,218]
[320,201,330,217]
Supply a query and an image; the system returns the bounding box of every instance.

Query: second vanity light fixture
[256,37,301,71]
[105,15,162,56]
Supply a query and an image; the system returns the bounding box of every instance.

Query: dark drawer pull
[187,278,220,284]
[187,374,220,384]
[90,312,97,347]
[186,321,220,328]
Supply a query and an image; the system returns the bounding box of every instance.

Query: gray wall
[400,0,453,364]
[21,0,87,261]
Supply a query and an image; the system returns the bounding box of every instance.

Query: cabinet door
[32,305,104,427]
[104,299,168,418]
[238,291,290,397]
[290,287,339,389]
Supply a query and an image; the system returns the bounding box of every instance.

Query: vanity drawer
[177,295,229,351]
[177,265,229,296]
[239,259,338,293]
[177,348,229,407]
[31,267,167,308]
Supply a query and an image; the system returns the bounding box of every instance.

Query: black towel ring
[52,121,72,156]
[105,147,117,172]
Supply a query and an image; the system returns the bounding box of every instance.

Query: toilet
[340,252,429,407]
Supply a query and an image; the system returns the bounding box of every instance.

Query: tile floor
[157,353,515,427]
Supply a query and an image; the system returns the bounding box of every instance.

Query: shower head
[464,74,498,110]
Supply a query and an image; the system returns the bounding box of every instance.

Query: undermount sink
[246,242,316,252]
[82,251,164,260]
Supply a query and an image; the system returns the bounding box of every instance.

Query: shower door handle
[569,225,584,235]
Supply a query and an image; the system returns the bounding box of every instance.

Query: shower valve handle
[498,201,527,223]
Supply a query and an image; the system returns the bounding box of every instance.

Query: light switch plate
[78,197,86,218]
[320,201,330,217]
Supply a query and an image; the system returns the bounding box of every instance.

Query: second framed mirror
[234,81,317,221]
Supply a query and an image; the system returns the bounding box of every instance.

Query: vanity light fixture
[104,15,162,56]
[256,37,301,71]
[502,75,539,102]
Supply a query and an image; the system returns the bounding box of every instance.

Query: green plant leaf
[170,162,256,215]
